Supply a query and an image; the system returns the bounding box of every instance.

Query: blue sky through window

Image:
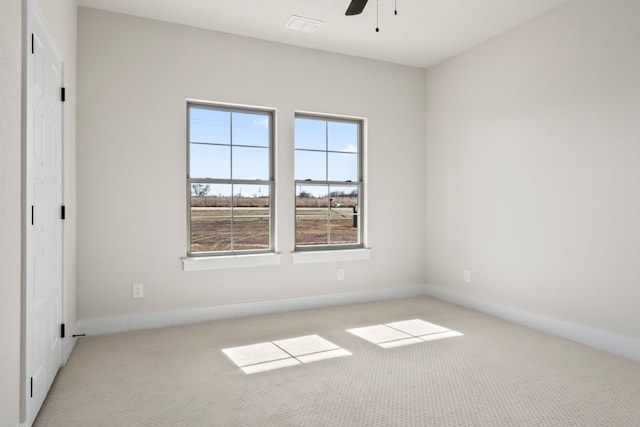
[295,117,359,198]
[189,107,271,182]
[189,107,359,199]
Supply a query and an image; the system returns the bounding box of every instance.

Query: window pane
[296,185,328,206]
[189,107,230,144]
[232,146,269,180]
[328,185,358,244]
[190,209,231,253]
[190,144,230,179]
[190,183,233,209]
[232,112,270,147]
[328,152,358,182]
[328,185,358,209]
[296,214,328,246]
[191,183,232,209]
[233,184,270,203]
[329,213,359,244]
[233,217,270,250]
[190,184,232,253]
[190,183,212,199]
[232,185,270,250]
[296,185,328,246]
[295,150,326,181]
[328,121,358,153]
[295,118,326,150]
[205,183,233,199]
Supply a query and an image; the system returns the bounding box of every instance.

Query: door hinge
[61,323,66,338]
[30,377,33,398]
[61,87,66,102]
[61,205,66,220]
[31,33,34,54]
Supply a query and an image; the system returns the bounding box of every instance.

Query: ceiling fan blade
[345,0,368,16]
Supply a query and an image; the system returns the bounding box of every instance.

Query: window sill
[292,248,371,264]
[182,253,282,271]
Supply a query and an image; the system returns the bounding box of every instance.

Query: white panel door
[24,1,64,425]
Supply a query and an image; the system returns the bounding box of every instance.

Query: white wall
[0,0,23,424]
[76,8,426,324]
[426,0,640,342]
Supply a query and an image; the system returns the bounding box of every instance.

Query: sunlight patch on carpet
[347,319,463,348]
[222,334,351,374]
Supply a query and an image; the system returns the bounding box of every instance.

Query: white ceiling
[76,0,570,68]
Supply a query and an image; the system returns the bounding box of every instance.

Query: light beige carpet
[34,297,640,426]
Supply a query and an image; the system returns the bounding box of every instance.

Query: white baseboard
[423,284,640,363]
[77,284,425,336]
[75,283,640,363]
[62,330,77,366]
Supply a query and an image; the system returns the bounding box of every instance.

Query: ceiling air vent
[284,15,323,33]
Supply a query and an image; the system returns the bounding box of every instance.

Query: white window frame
[294,112,365,252]
[186,101,276,258]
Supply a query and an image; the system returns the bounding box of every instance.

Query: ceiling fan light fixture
[284,15,323,33]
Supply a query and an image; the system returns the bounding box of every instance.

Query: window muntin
[294,115,363,250]
[188,103,274,256]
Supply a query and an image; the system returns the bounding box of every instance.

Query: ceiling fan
[345,0,369,16]
[345,0,398,32]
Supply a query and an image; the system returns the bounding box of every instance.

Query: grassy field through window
[189,195,359,252]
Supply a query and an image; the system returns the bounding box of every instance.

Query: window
[294,114,363,250]
[187,103,274,256]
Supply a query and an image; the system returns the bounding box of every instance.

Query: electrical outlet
[464,270,471,283]
[132,283,144,299]
[337,269,345,281]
